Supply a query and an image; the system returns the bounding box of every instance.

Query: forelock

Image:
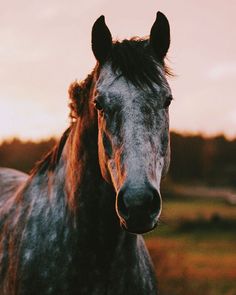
[109,38,170,90]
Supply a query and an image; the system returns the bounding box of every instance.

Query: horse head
[90,12,172,234]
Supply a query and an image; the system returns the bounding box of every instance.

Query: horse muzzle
[116,182,162,234]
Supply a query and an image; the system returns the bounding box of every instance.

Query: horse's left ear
[150,11,170,61]
[92,15,112,64]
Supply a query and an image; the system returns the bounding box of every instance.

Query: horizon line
[1,128,235,144]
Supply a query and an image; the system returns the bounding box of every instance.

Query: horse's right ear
[92,15,112,64]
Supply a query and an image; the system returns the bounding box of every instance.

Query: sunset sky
[0,0,235,140]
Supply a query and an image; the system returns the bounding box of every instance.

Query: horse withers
[0,11,172,295]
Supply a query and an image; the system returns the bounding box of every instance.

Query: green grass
[145,195,236,295]
[161,197,236,223]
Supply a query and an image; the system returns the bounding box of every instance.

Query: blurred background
[0,1,235,294]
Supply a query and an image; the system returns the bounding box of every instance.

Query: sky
[0,0,236,140]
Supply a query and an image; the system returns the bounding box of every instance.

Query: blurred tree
[0,138,56,173]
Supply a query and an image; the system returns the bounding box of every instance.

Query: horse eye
[94,100,103,111]
[164,96,173,108]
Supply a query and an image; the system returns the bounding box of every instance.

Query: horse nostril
[149,189,162,219]
[117,191,129,220]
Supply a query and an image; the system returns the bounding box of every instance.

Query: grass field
[145,193,236,295]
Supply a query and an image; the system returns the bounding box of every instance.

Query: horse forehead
[96,64,169,99]
[96,65,138,95]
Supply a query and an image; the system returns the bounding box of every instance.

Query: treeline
[0,138,56,173]
[170,133,236,186]
[0,133,235,186]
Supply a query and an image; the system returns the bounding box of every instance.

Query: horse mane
[68,72,95,121]
[30,127,71,176]
[110,38,172,89]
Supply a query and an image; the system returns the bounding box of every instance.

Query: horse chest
[16,225,157,295]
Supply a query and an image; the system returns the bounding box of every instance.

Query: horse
[0,11,172,295]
